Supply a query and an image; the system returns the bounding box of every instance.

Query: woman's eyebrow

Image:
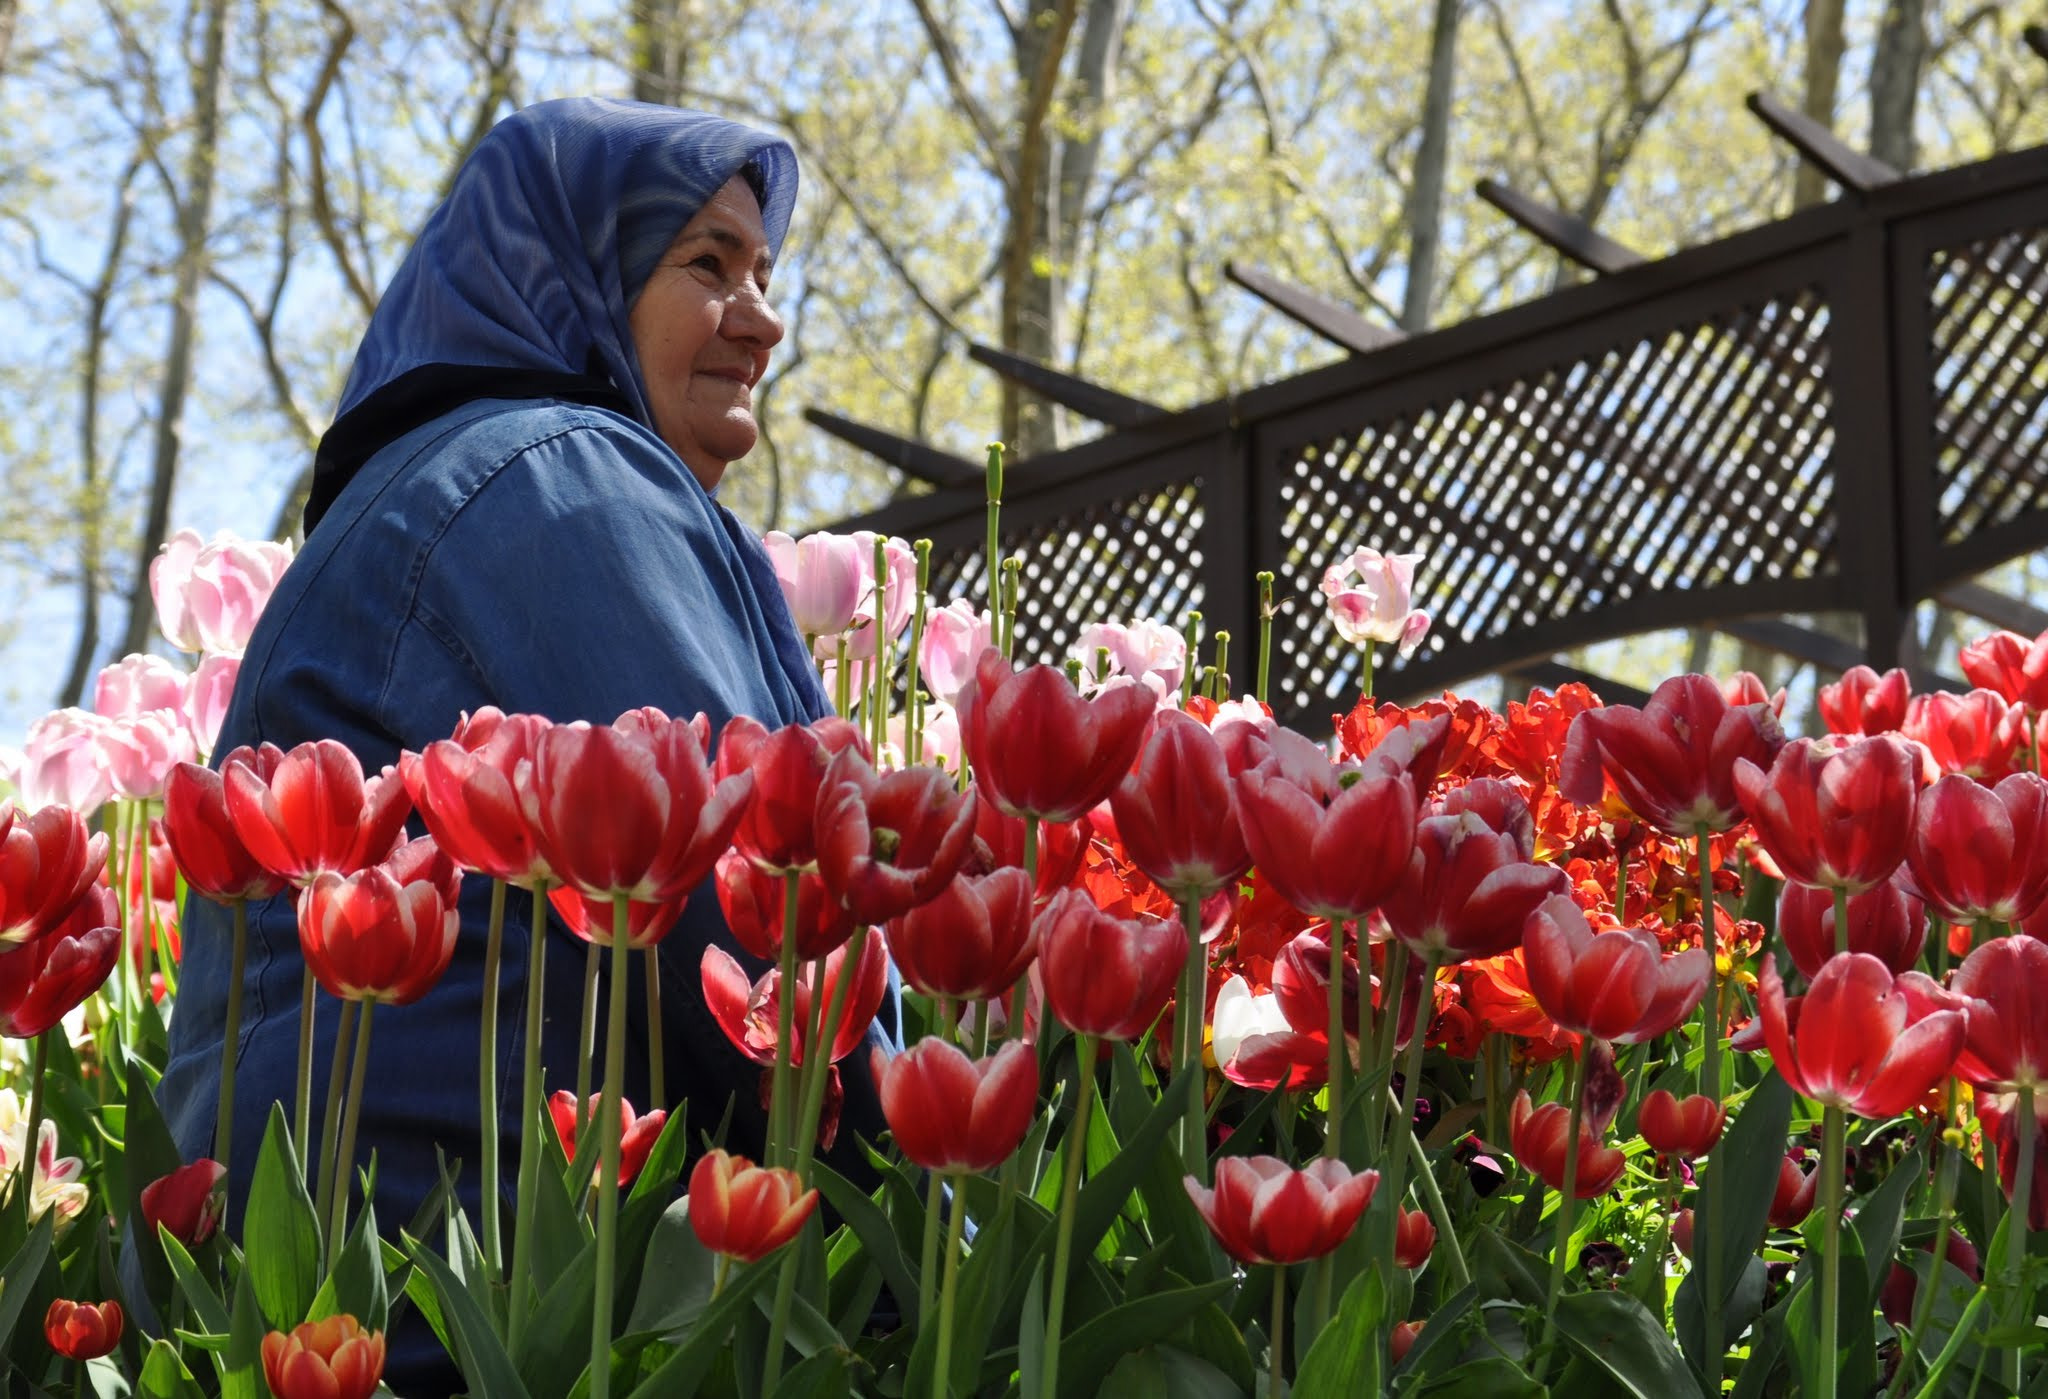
[685,225,774,276]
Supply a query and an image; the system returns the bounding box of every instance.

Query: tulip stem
[794,928,868,1185]
[933,1172,969,1399]
[1832,886,1850,958]
[508,885,551,1353]
[1378,952,1436,1343]
[1042,1034,1099,1399]
[644,948,664,1113]
[1888,1104,1961,1399]
[906,542,932,766]
[1539,1044,1589,1365]
[1180,894,1209,1184]
[1269,1262,1287,1399]
[2006,1086,2036,1394]
[985,442,1004,639]
[328,1000,374,1259]
[835,636,852,716]
[589,897,633,1399]
[215,899,248,1194]
[295,965,318,1179]
[770,875,802,1167]
[576,940,599,1111]
[1696,826,1725,1397]
[918,1170,943,1331]
[114,801,139,1045]
[1361,641,1376,701]
[1181,612,1202,706]
[20,1030,49,1220]
[1372,942,1412,1154]
[1007,818,1040,1047]
[1819,1103,1845,1399]
[314,998,360,1263]
[1405,1123,1472,1288]
[1255,572,1275,705]
[1323,919,1347,1163]
[479,878,508,1280]
[872,534,890,758]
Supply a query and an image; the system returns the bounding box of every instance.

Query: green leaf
[1019,1262,1047,1399]
[310,1190,389,1334]
[1108,1044,1219,1284]
[626,1102,690,1204]
[221,1263,266,1399]
[0,1210,55,1356]
[408,1239,534,1399]
[1412,1356,1548,1398]
[135,1337,206,1399]
[122,1058,188,1313]
[768,1348,854,1399]
[625,1259,780,1399]
[812,1160,920,1330]
[1551,1290,1696,1399]
[159,1227,232,1335]
[624,1198,716,1339]
[1294,1266,1384,1398]
[1675,1070,1793,1370]
[242,1104,322,1331]
[1054,1280,1232,1399]
[1470,1229,1547,1306]
[1851,1144,1922,1303]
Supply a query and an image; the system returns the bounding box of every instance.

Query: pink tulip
[98,711,199,802]
[150,528,293,656]
[1320,547,1430,656]
[92,654,189,720]
[761,529,867,639]
[917,601,995,706]
[843,531,917,661]
[14,710,116,816]
[182,654,240,756]
[1070,620,1187,701]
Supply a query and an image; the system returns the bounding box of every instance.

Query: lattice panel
[1273,288,1839,716]
[926,480,1206,670]
[1928,227,2048,545]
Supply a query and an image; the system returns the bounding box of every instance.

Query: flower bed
[0,500,2044,1398]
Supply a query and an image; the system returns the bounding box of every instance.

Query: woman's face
[628,175,784,491]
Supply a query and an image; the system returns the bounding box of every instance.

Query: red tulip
[715,715,868,873]
[1391,1320,1423,1365]
[1382,787,1570,964]
[1733,736,1918,894]
[1183,1155,1379,1265]
[0,804,109,947]
[546,886,685,949]
[223,739,411,887]
[1958,629,2048,710]
[872,1038,1038,1174]
[525,715,750,903]
[1881,1233,1982,1328]
[1559,673,1785,836]
[1637,1090,1725,1159]
[700,935,888,1067]
[712,852,854,961]
[1777,877,1926,979]
[547,1091,667,1186]
[44,1299,122,1361]
[1908,772,2048,925]
[297,838,462,1005]
[886,867,1036,1002]
[956,648,1153,823]
[404,708,554,886]
[1672,1208,1696,1257]
[1393,1206,1437,1268]
[1903,690,2025,781]
[1770,1153,1818,1228]
[139,1159,227,1248]
[1756,954,1963,1117]
[969,803,1092,900]
[1819,666,1910,736]
[1981,1093,2048,1230]
[1508,1090,1626,1198]
[1233,728,1418,920]
[1950,936,2048,1094]
[0,886,119,1037]
[1109,712,1253,902]
[163,757,286,904]
[688,1149,817,1262]
[1522,894,1707,1043]
[1035,887,1186,1042]
[815,752,977,923]
[261,1315,385,1399]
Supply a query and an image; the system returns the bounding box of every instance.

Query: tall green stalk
[314,998,360,1261]
[1832,886,1850,957]
[19,1031,49,1218]
[769,874,802,1165]
[327,1001,375,1258]
[1378,954,1437,1311]
[1323,919,1348,1160]
[1697,827,1725,1394]
[1538,1045,1590,1362]
[1268,1264,1287,1399]
[1179,893,1209,1184]
[508,884,552,1353]
[643,949,664,1112]
[215,899,249,1185]
[985,442,1004,631]
[576,940,599,1111]
[295,967,318,1176]
[1818,1103,1846,1399]
[2005,1086,2036,1395]
[906,541,933,765]
[1041,1034,1100,1399]
[1180,612,1203,705]
[933,1174,970,1399]
[1255,572,1275,704]
[588,897,633,1399]
[478,878,508,1278]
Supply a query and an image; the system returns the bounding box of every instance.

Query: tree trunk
[1402,0,1462,333]
[0,0,17,79]
[119,0,231,659]
[1869,0,1927,171]
[1794,0,1848,209]
[630,0,692,105]
[998,0,1081,461]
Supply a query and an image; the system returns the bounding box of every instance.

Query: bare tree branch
[907,0,1018,188]
[303,0,375,314]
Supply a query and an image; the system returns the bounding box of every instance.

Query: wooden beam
[1475,179,1648,276]
[1499,660,1651,708]
[2026,25,2048,63]
[1223,262,1406,354]
[804,408,981,488]
[1745,91,1902,195]
[1936,582,2048,638]
[966,343,1165,430]
[1717,618,1960,692]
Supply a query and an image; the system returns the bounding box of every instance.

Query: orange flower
[688,1149,817,1263]
[260,1316,385,1399]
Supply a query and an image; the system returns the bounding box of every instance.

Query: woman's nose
[724,287,785,351]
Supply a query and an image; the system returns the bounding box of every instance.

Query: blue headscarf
[306,98,800,531]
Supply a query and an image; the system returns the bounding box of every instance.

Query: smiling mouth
[700,368,753,386]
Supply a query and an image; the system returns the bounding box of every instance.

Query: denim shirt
[157,398,889,1298]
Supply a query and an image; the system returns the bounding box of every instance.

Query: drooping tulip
[404,708,555,887]
[872,1039,1038,1174]
[1320,547,1431,656]
[1818,666,1910,737]
[139,1160,228,1248]
[223,739,411,887]
[1381,787,1570,964]
[1184,1155,1379,1265]
[1637,1090,1726,1159]
[956,649,1153,824]
[296,839,463,1006]
[1770,1153,1818,1228]
[1034,888,1185,1042]
[547,1092,668,1186]
[1733,735,1918,894]
[1233,729,1418,921]
[1950,936,2048,1094]
[687,1149,817,1263]
[44,1299,122,1361]
[814,751,977,923]
[0,804,109,946]
[1508,1090,1626,1198]
[700,935,889,1068]
[1756,954,1964,1118]
[163,758,287,904]
[0,886,120,1037]
[1958,629,2048,711]
[1776,877,1926,979]
[1110,711,1253,902]
[1521,894,1707,1043]
[1907,772,2048,925]
[260,1315,384,1399]
[1559,673,1785,836]
[151,527,294,657]
[715,716,868,874]
[885,866,1035,1003]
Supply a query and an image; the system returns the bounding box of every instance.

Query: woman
[155,98,887,1386]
